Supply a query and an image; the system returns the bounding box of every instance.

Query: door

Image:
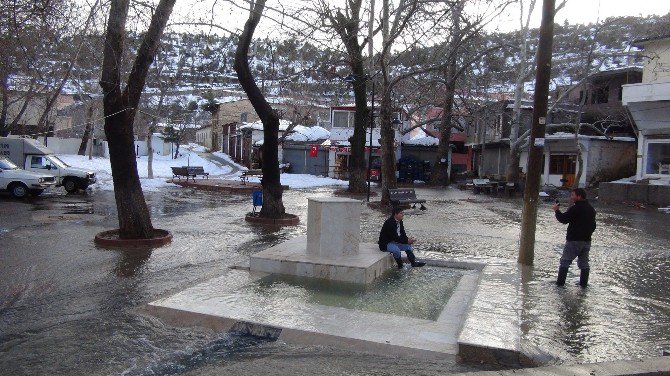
[549,154,576,187]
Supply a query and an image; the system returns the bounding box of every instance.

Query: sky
[490,0,668,32]
[170,0,669,36]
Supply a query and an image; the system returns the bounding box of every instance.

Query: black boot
[579,268,589,288]
[556,267,569,286]
[394,257,404,269]
[406,250,426,267]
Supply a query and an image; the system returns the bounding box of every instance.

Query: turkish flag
[309,144,318,157]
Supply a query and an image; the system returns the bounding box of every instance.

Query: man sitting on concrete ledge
[378,207,426,269]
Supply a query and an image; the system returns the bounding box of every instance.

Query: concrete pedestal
[249,197,392,284]
[250,237,393,284]
[307,197,361,257]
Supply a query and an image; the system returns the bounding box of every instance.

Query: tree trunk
[431,2,462,186]
[234,0,285,218]
[378,0,396,204]
[99,0,176,238]
[507,0,536,184]
[0,74,9,137]
[328,3,369,193]
[346,57,369,193]
[147,124,155,179]
[432,62,457,185]
[78,105,94,155]
[379,87,396,204]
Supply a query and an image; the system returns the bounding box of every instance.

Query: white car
[0,157,57,198]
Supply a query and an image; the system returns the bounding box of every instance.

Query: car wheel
[63,178,78,193]
[9,183,29,198]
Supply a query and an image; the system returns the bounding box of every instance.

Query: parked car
[0,137,96,193]
[0,157,57,198]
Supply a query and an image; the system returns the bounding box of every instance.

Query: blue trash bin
[252,190,263,213]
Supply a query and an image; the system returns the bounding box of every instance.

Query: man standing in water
[378,207,426,269]
[552,188,597,287]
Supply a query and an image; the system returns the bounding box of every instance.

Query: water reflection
[1,187,669,374]
[113,249,152,277]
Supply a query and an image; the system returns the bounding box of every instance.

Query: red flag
[309,144,318,157]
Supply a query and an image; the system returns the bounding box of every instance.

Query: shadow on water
[113,249,153,278]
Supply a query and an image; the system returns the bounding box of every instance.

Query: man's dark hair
[573,188,587,199]
[391,207,403,216]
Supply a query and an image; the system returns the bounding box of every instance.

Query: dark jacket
[378,216,409,251]
[555,200,597,241]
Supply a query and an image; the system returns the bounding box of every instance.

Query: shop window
[645,141,670,175]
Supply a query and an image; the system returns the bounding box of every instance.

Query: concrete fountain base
[250,236,393,284]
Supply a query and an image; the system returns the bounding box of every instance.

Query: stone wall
[599,182,670,206]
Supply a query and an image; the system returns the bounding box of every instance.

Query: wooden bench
[171,166,208,182]
[388,188,426,210]
[186,166,209,179]
[171,166,195,181]
[240,169,263,185]
[472,179,492,194]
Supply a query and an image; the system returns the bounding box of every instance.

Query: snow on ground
[212,151,247,170]
[57,145,349,191]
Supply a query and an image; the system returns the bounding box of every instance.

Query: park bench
[171,166,194,181]
[186,166,209,179]
[171,166,208,182]
[388,188,426,210]
[472,178,492,194]
[240,169,263,185]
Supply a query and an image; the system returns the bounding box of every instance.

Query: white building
[324,105,403,179]
[622,34,670,182]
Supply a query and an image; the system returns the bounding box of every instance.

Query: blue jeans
[386,242,413,259]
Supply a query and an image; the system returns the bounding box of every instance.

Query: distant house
[2,90,75,137]
[464,99,635,186]
[466,99,576,179]
[564,67,642,136]
[195,124,214,150]
[402,106,468,177]
[623,35,670,181]
[281,126,331,175]
[212,96,329,165]
[603,34,670,206]
[324,104,403,179]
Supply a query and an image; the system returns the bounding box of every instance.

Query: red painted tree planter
[94,229,173,248]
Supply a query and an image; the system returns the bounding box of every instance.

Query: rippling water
[0,186,668,374]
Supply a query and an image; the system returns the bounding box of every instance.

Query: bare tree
[99,0,176,239]
[234,0,286,218]
[317,0,373,193]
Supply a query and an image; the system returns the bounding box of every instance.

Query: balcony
[622,81,670,134]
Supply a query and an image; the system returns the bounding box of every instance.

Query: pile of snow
[404,133,439,146]
[58,145,231,192]
[239,119,293,132]
[284,125,330,142]
[186,143,208,153]
[212,151,247,170]
[58,146,349,192]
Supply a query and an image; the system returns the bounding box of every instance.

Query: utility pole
[518,0,556,265]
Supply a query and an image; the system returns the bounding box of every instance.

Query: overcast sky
[169,0,669,37]
[491,0,669,32]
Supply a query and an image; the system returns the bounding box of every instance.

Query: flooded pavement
[0,186,669,374]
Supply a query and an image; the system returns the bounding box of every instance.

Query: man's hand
[552,203,559,211]
[408,237,416,244]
